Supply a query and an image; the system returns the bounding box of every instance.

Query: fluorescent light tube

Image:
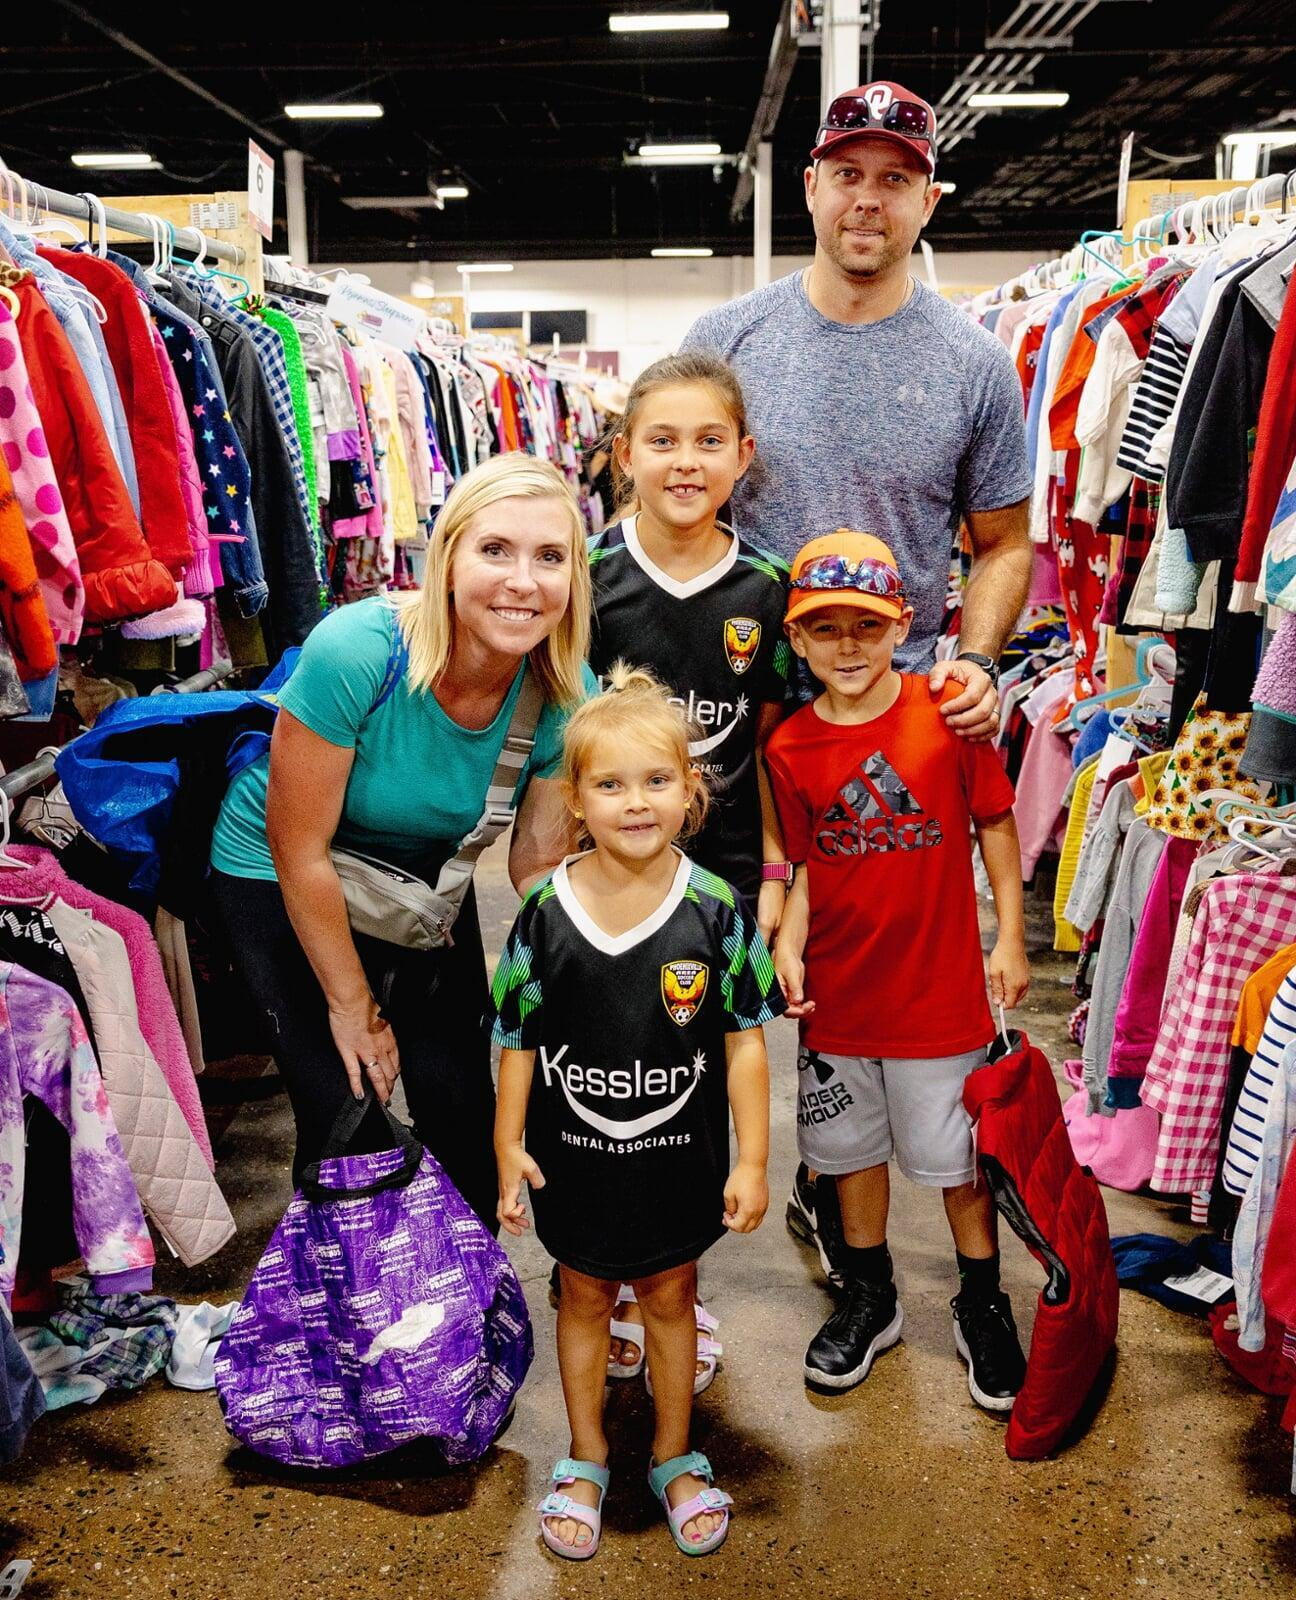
[609,12,729,31]
[935,180,956,193]
[456,263,513,274]
[284,102,384,120]
[651,247,714,257]
[342,195,444,210]
[638,142,721,158]
[436,185,470,200]
[967,91,1069,109]
[1222,131,1296,147]
[71,152,159,170]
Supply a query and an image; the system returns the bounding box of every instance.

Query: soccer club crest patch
[661,960,709,1026]
[724,616,761,674]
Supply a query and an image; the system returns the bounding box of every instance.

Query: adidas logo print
[816,753,944,858]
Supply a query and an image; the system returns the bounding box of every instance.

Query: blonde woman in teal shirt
[211,453,596,1219]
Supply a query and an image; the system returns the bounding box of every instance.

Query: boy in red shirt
[766,529,1030,1407]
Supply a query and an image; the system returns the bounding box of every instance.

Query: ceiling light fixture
[935,180,956,193]
[625,153,736,167]
[1221,131,1296,149]
[284,102,384,120]
[437,185,470,200]
[70,152,159,170]
[456,262,513,274]
[342,194,444,210]
[966,91,1069,109]
[609,12,730,31]
[1222,130,1296,181]
[651,247,714,257]
[638,142,722,158]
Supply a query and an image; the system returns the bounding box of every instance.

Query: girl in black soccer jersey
[587,353,793,929]
[586,355,793,1388]
[493,668,781,1560]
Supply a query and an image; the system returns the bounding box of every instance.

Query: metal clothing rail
[0,660,237,802]
[0,162,245,269]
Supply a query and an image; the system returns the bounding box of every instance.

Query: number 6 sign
[247,141,275,241]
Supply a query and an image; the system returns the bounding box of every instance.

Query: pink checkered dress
[1143,872,1296,1194]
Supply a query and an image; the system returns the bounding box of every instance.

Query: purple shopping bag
[215,1092,533,1469]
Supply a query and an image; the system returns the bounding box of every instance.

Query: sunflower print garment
[1145,694,1268,844]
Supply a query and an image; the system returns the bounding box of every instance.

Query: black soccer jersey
[588,516,791,897]
[492,852,785,1280]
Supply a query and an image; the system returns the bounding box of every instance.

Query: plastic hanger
[76,192,109,258]
[1067,637,1171,729]
[175,220,251,296]
[0,793,31,870]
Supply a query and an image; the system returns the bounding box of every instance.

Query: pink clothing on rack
[1108,833,1196,1079]
[1028,537,1063,607]
[331,343,385,544]
[1143,871,1296,1194]
[1014,714,1075,879]
[0,299,84,644]
[1,846,212,1168]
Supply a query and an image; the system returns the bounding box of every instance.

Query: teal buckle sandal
[647,1450,733,1556]
[537,1458,610,1561]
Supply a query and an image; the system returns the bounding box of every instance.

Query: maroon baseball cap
[810,80,938,174]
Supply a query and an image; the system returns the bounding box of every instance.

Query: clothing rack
[262,272,330,305]
[0,661,236,802]
[0,161,244,268]
[1130,166,1296,252]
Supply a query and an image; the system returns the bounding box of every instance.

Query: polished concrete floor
[3,851,1294,1600]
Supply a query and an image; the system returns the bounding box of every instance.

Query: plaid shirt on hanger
[1143,871,1296,1194]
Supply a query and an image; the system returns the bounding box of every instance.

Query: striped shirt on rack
[1115,322,1192,481]
[1223,970,1296,1196]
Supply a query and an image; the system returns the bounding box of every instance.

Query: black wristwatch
[955,650,1000,687]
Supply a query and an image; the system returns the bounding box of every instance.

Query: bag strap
[298,1086,424,1203]
[430,666,545,910]
[371,604,409,716]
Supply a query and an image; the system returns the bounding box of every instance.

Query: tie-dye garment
[0,962,153,1306]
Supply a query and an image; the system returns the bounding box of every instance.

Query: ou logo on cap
[864,84,895,117]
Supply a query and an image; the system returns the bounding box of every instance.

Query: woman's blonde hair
[390,453,591,706]
[562,661,710,844]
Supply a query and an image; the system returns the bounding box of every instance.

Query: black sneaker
[951,1289,1027,1412]
[786,1163,845,1287]
[803,1276,903,1390]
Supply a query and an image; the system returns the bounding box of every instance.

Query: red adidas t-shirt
[765,674,1016,1058]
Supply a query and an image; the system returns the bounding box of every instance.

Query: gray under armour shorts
[795,1045,988,1187]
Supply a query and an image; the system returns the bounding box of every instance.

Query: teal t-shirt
[210,598,596,881]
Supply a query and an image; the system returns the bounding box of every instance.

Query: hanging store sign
[325,277,425,352]
[1116,132,1135,229]
[248,141,275,241]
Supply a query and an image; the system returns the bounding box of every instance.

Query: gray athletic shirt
[680,272,1032,669]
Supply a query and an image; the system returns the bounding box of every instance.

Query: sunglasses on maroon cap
[819,93,937,154]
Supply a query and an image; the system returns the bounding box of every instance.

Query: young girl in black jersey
[493,667,781,1560]
[586,356,793,1387]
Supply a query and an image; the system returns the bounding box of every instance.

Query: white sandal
[645,1302,723,1397]
[607,1285,645,1380]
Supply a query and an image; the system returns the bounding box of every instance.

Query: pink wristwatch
[761,862,795,886]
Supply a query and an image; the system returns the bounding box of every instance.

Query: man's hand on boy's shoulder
[928,658,999,743]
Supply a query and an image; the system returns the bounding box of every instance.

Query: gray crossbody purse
[329,668,545,950]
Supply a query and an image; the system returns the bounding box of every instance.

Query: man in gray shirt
[681,79,1033,740]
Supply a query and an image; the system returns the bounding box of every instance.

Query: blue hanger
[1068,636,1167,730]
[1077,215,1166,277]
[168,220,251,296]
